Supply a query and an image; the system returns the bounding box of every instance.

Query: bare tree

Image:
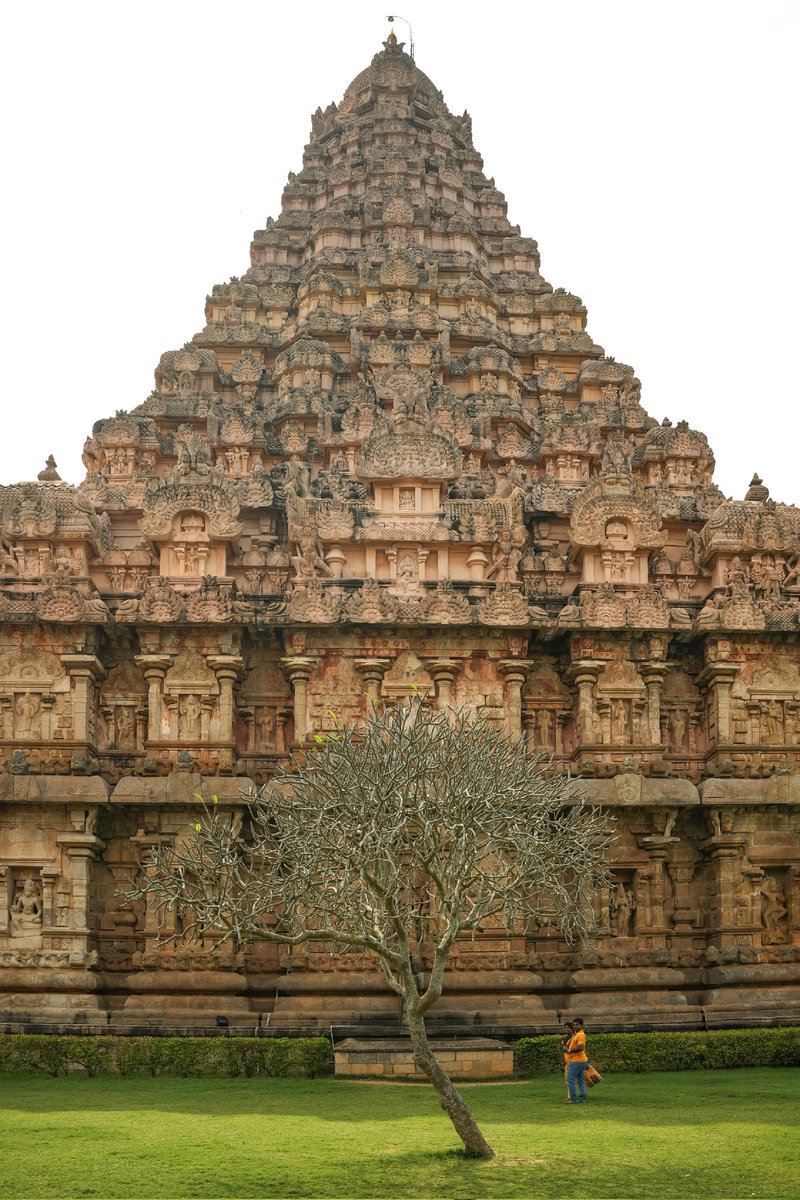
[128,698,611,1158]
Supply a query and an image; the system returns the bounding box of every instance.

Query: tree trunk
[406,1007,494,1159]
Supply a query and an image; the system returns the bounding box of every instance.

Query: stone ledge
[333,1036,514,1078]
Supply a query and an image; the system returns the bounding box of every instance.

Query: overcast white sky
[1,1,798,504]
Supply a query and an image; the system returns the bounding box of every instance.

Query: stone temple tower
[1,33,799,1034]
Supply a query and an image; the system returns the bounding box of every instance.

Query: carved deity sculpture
[610,882,635,937]
[761,876,788,944]
[0,541,19,576]
[291,535,332,583]
[9,878,43,937]
[181,695,203,739]
[669,707,689,751]
[15,693,41,738]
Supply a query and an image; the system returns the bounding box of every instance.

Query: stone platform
[333,1037,514,1078]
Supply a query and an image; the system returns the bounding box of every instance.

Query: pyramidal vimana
[1,34,798,1036]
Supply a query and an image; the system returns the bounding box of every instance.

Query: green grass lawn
[0,1069,796,1200]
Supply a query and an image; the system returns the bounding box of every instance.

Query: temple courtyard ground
[0,1069,795,1199]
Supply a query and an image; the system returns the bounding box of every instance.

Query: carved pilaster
[56,831,106,945]
[566,660,604,746]
[59,654,106,745]
[424,658,463,718]
[697,661,741,747]
[642,663,667,746]
[135,654,173,744]
[353,658,392,714]
[281,657,318,743]
[207,655,244,745]
[498,660,534,741]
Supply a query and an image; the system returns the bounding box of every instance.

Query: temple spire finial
[37,454,61,482]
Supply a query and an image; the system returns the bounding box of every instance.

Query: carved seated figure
[291,536,332,583]
[9,878,43,938]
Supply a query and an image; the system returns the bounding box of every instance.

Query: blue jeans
[567,1060,587,1102]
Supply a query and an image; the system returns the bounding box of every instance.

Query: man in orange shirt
[565,1018,588,1104]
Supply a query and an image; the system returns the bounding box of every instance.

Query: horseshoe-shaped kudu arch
[1,32,799,1037]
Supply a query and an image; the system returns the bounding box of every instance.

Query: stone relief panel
[522,661,573,756]
[162,647,220,742]
[0,644,71,749]
[99,661,148,751]
[237,657,292,754]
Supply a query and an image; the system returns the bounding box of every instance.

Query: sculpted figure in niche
[181,695,203,740]
[291,536,332,582]
[9,879,43,937]
[761,876,788,944]
[725,556,750,589]
[601,430,633,478]
[610,882,635,937]
[396,553,419,593]
[761,700,784,743]
[284,456,311,501]
[611,699,630,743]
[255,707,276,749]
[487,531,516,584]
[115,706,136,748]
[751,554,785,601]
[783,555,800,590]
[0,541,19,576]
[15,693,40,739]
[669,707,689,751]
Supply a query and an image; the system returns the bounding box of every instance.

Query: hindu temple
[1,33,799,1035]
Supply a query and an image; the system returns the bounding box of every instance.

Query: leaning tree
[130,697,611,1158]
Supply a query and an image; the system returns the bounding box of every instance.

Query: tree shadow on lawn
[0,1069,793,1129]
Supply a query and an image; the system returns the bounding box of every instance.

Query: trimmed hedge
[516,1027,800,1076]
[0,1035,331,1078]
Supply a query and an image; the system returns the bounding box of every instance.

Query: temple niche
[0,32,799,1035]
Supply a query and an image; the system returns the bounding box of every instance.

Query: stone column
[207,654,244,744]
[130,831,173,949]
[281,657,317,744]
[498,660,534,742]
[59,654,106,744]
[354,659,392,717]
[40,867,59,928]
[700,830,749,948]
[642,664,667,745]
[567,661,603,746]
[0,867,9,935]
[697,661,740,747]
[56,831,106,946]
[637,835,680,936]
[425,658,463,719]
[135,654,173,744]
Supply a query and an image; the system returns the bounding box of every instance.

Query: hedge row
[0,1035,331,1078]
[516,1027,800,1076]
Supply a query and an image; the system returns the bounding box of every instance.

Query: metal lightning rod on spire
[386,14,414,59]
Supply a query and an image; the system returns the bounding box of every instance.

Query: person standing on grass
[565,1018,588,1104]
[560,1022,574,1100]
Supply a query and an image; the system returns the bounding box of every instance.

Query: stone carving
[9,879,43,938]
[286,579,341,624]
[344,579,400,623]
[137,577,185,623]
[0,33,799,1034]
[610,881,636,937]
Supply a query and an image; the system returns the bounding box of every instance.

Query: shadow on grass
[0,1068,794,1129]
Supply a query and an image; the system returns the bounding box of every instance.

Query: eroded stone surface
[0,35,799,1031]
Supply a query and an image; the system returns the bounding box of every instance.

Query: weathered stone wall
[1,36,798,1032]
